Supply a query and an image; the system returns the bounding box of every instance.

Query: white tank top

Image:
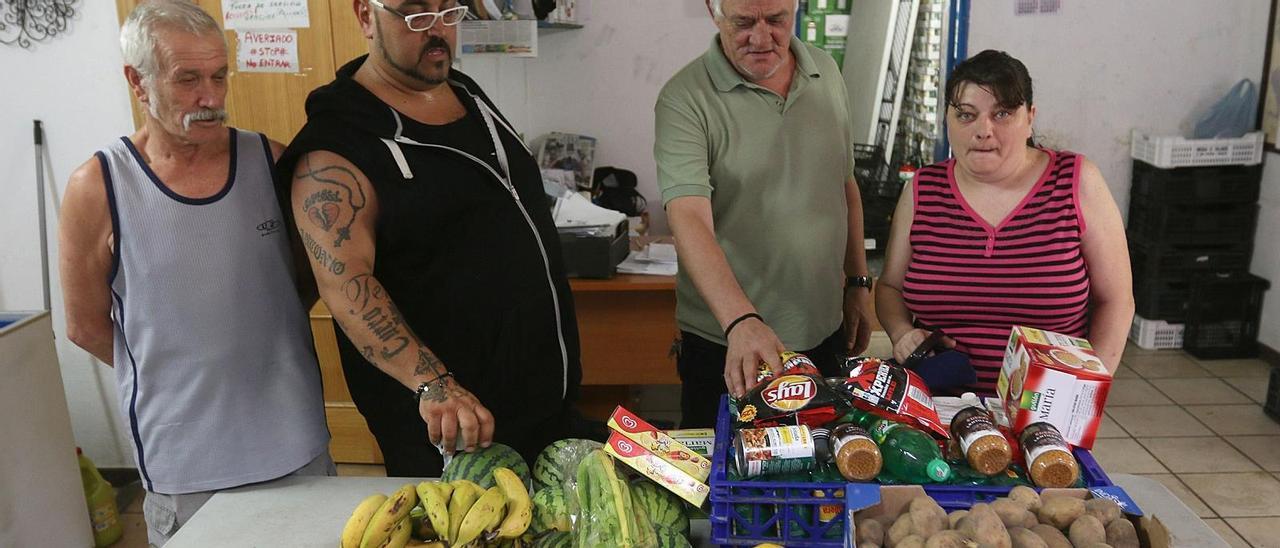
[99,128,329,494]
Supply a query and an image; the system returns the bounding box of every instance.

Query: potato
[897,535,926,548]
[957,503,1010,548]
[1036,497,1085,529]
[888,513,915,548]
[1079,544,1113,548]
[1104,518,1140,548]
[861,544,882,548]
[991,499,1029,529]
[1008,486,1042,512]
[1029,524,1071,548]
[909,497,949,538]
[1068,515,1106,546]
[948,510,969,529]
[1008,527,1048,548]
[858,517,886,545]
[924,530,974,548]
[1084,498,1122,527]
[1020,510,1039,529]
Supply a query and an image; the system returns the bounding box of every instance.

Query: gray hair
[711,0,800,19]
[120,0,224,82]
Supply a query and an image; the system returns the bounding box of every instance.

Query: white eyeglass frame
[368,1,469,32]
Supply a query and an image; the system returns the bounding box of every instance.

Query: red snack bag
[839,357,949,439]
[750,351,822,389]
[735,353,848,429]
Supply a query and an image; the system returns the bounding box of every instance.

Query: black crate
[1127,202,1258,246]
[1130,160,1263,205]
[1266,367,1279,423]
[853,143,894,193]
[1129,238,1253,282]
[1134,277,1190,321]
[1184,272,1271,359]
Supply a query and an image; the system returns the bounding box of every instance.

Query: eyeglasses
[368,1,469,32]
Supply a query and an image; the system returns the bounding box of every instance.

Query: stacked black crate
[1127,161,1269,357]
[855,144,900,256]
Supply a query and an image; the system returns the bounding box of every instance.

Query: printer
[551,189,629,278]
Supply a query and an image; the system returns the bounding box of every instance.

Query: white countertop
[166,474,1225,547]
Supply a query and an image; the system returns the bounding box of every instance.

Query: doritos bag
[839,357,948,439]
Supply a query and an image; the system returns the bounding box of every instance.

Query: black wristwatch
[845,275,873,292]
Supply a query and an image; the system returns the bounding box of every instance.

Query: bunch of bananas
[341,467,533,548]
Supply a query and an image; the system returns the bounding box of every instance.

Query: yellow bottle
[78,447,124,547]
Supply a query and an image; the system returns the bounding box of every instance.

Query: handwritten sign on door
[223,0,310,30]
[237,30,299,73]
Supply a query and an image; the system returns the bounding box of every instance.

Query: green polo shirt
[655,35,854,350]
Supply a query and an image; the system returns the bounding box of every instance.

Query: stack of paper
[616,242,678,276]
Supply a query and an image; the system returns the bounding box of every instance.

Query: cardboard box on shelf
[998,326,1113,449]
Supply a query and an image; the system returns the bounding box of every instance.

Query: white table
[167,474,1225,547]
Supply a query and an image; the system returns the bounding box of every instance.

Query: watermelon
[629,480,689,535]
[654,527,693,548]
[531,530,573,548]
[440,443,530,489]
[532,438,602,491]
[530,486,572,534]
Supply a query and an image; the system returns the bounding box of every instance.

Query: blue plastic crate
[708,395,1113,546]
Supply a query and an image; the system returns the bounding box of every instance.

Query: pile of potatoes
[853,486,1141,548]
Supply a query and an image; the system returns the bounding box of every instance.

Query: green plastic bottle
[846,410,951,483]
[78,447,124,547]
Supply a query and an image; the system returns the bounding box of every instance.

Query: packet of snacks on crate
[734,352,848,429]
[838,356,949,439]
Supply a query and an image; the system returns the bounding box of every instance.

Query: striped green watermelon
[440,443,529,489]
[654,527,693,548]
[629,480,689,535]
[530,485,572,534]
[531,530,573,548]
[532,438,602,491]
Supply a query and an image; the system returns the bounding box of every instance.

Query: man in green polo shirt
[655,0,872,427]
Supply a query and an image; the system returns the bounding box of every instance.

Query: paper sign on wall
[237,30,299,73]
[223,0,309,30]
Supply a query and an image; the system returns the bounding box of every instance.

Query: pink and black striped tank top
[903,149,1090,395]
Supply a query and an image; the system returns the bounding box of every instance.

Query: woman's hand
[891,328,956,364]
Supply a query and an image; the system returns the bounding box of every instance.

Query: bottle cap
[927,459,951,482]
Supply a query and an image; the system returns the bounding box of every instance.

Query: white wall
[464,0,716,234]
[0,2,137,466]
[968,0,1270,217]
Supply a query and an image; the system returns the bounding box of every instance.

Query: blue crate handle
[709,395,1118,546]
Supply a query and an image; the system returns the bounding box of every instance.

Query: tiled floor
[1092,343,1280,547]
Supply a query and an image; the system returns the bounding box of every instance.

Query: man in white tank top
[58,2,331,545]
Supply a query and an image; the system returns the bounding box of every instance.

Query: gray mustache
[182,108,228,129]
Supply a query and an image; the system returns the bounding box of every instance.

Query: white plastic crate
[1129,315,1184,350]
[1130,130,1263,168]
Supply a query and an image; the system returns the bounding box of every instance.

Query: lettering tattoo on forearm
[300,230,346,275]
[342,273,411,360]
[296,156,367,248]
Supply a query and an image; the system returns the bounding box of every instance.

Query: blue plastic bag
[1193,79,1258,139]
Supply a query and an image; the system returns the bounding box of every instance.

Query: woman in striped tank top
[876,50,1134,396]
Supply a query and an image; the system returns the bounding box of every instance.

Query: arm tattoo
[415,348,446,377]
[299,230,346,276]
[341,273,411,359]
[296,155,367,248]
